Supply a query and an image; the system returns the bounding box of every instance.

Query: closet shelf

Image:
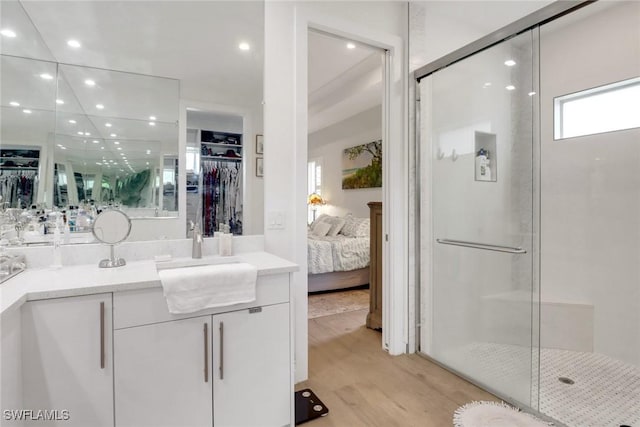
[0,156,40,161]
[201,155,242,162]
[1,167,39,171]
[201,142,242,147]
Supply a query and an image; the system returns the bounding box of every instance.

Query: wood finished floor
[296,309,499,426]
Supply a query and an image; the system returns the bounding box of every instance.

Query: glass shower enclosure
[418,30,538,408]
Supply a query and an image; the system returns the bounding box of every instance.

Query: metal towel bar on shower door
[436,238,527,254]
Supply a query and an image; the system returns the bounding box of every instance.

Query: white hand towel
[159,262,258,314]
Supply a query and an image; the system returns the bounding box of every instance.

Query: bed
[307,214,370,293]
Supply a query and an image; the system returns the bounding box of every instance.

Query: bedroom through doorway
[306,30,385,332]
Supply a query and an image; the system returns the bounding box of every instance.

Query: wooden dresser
[366,201,382,330]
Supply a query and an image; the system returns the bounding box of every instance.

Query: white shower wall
[540,1,640,367]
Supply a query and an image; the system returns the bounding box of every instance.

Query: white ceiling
[307,30,383,136]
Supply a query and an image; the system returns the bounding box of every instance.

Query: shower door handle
[436,238,527,254]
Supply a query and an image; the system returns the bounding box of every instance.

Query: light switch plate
[267,211,285,230]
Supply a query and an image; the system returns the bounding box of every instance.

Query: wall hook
[451,149,458,162]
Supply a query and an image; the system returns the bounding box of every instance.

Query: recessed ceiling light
[77,131,84,135]
[528,91,536,96]
[149,122,156,126]
[40,73,54,80]
[149,115,156,121]
[110,133,117,137]
[9,101,19,107]
[238,42,250,51]
[504,59,516,67]
[60,146,67,150]
[105,123,112,127]
[483,82,492,88]
[96,104,104,109]
[117,147,122,151]
[23,109,32,114]
[67,39,81,48]
[56,99,64,105]
[114,141,120,145]
[146,150,151,155]
[84,132,91,136]
[506,85,516,91]
[84,79,96,87]
[92,140,99,144]
[101,147,105,150]
[346,43,356,49]
[1,29,17,38]
[68,119,76,124]
[146,162,149,165]
[96,162,102,166]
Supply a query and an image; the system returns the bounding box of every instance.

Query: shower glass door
[419,30,538,407]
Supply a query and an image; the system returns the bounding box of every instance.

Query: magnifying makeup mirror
[92,210,132,268]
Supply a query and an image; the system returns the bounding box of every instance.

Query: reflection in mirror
[2,0,265,245]
[53,64,179,216]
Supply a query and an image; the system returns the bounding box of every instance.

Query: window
[554,77,640,140]
[308,159,322,224]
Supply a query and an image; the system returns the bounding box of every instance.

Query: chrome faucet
[191,221,203,259]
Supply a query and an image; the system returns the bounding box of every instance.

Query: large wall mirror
[1,0,264,245]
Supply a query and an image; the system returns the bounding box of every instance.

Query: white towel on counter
[159,262,258,314]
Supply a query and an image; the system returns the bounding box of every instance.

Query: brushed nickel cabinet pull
[204,323,209,383]
[219,322,224,380]
[100,302,105,369]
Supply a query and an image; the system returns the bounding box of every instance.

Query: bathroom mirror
[92,209,131,268]
[1,0,265,244]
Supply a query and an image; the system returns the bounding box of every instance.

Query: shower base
[442,342,640,427]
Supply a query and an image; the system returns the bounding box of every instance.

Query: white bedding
[307,233,370,274]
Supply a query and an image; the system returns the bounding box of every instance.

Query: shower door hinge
[385,234,389,242]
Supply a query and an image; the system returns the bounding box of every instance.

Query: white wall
[309,105,382,218]
[540,1,640,366]
[265,1,408,383]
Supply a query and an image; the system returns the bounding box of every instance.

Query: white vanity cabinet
[114,316,213,427]
[212,303,291,427]
[21,293,114,427]
[112,273,292,427]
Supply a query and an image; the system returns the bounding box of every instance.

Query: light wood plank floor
[296,309,499,426]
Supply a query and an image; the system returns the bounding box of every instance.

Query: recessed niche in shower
[474,131,497,182]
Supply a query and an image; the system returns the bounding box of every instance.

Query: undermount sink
[155,256,241,271]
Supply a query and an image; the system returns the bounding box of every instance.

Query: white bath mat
[453,401,552,427]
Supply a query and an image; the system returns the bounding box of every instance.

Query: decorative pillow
[310,213,329,230]
[341,215,358,237]
[354,218,370,237]
[322,216,346,237]
[312,221,331,237]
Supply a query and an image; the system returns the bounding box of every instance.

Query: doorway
[306,30,385,330]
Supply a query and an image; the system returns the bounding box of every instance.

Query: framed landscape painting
[342,140,382,189]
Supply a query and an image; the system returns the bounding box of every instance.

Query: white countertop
[0,251,298,315]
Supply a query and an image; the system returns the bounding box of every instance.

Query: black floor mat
[295,388,329,425]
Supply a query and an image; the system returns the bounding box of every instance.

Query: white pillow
[323,216,346,237]
[354,218,370,237]
[312,221,331,237]
[341,215,358,237]
[310,213,329,230]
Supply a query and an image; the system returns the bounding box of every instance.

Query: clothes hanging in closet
[201,160,242,236]
[0,170,38,208]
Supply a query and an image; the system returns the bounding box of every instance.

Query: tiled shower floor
[444,343,640,427]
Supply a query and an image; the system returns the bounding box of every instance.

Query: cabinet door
[114,316,212,427]
[213,303,291,427]
[21,293,113,427]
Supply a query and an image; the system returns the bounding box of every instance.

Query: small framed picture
[256,157,264,177]
[256,134,264,154]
